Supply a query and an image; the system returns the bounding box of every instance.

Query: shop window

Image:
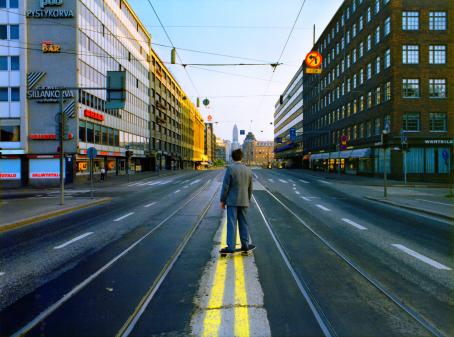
[425,148,435,173]
[114,130,119,146]
[407,148,424,173]
[79,120,86,142]
[102,126,108,145]
[94,124,101,144]
[108,128,114,145]
[86,122,94,143]
[438,148,450,173]
[0,124,20,141]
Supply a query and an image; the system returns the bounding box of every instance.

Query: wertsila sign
[26,0,74,18]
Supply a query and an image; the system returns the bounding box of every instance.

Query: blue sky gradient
[129,0,342,142]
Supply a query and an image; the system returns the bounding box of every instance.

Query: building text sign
[27,0,74,18]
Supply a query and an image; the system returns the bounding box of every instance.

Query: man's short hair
[232,149,243,162]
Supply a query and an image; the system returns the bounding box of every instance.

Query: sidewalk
[0,196,111,233]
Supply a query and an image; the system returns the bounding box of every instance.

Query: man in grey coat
[220,149,255,253]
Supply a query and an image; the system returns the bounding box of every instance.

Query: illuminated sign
[29,133,57,140]
[26,0,74,18]
[27,87,74,103]
[0,173,19,179]
[78,162,88,171]
[31,173,59,178]
[42,41,61,53]
[84,109,104,121]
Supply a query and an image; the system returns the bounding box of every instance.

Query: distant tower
[231,124,240,151]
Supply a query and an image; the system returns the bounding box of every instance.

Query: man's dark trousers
[226,206,249,251]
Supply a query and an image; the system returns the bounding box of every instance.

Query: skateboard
[219,246,256,257]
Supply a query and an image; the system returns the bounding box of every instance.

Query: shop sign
[26,0,74,18]
[27,87,74,103]
[31,172,59,178]
[84,109,104,121]
[0,173,19,179]
[29,133,57,140]
[41,41,61,53]
[78,162,88,171]
[424,140,453,145]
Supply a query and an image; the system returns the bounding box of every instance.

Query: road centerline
[315,204,331,211]
[53,232,94,250]
[144,202,156,208]
[341,218,367,230]
[391,244,451,270]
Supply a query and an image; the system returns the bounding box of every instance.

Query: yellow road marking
[234,254,250,337]
[202,221,228,337]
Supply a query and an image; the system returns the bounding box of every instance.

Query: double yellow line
[202,220,250,337]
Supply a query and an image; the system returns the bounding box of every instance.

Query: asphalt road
[1,168,452,337]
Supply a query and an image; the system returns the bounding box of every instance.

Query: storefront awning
[350,148,372,158]
[310,153,329,160]
[311,148,371,160]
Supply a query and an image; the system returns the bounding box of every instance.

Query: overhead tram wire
[255,0,308,117]
[0,8,279,65]
[145,0,200,97]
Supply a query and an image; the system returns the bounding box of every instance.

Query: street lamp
[382,125,390,198]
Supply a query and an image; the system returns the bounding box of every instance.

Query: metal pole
[90,157,94,199]
[403,149,407,185]
[383,142,388,198]
[313,24,316,47]
[450,143,453,196]
[59,89,65,205]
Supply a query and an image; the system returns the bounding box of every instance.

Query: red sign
[207,115,213,122]
[0,173,18,179]
[84,109,104,121]
[29,134,57,140]
[305,51,323,69]
[31,173,59,178]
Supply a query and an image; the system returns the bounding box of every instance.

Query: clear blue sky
[129,0,342,143]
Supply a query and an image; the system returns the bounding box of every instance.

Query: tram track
[10,173,221,337]
[252,186,445,337]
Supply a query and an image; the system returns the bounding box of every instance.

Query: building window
[0,56,7,70]
[384,82,391,101]
[375,56,381,74]
[384,49,391,68]
[429,113,447,132]
[375,26,380,44]
[384,17,391,36]
[367,91,373,108]
[376,86,381,104]
[10,87,19,101]
[359,42,364,57]
[0,124,20,141]
[429,79,447,98]
[429,45,446,64]
[10,56,19,70]
[0,25,7,39]
[402,11,419,30]
[375,118,381,136]
[9,25,18,40]
[359,16,364,31]
[429,12,447,31]
[402,45,419,64]
[367,63,372,79]
[367,7,372,22]
[367,35,372,50]
[359,68,364,84]
[0,87,8,101]
[374,0,380,14]
[402,79,420,98]
[359,95,364,111]
[403,113,420,131]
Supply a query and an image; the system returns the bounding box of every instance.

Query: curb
[0,197,112,234]
[364,196,454,221]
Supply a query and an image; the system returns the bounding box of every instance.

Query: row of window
[403,113,447,132]
[402,11,447,31]
[402,79,447,98]
[402,45,447,64]
[0,24,19,40]
[0,124,19,141]
[0,55,19,71]
[79,121,120,147]
[0,87,19,101]
[0,0,18,8]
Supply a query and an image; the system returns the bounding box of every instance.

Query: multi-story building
[223,139,232,163]
[274,66,304,168]
[180,92,204,169]
[150,49,183,171]
[255,140,274,167]
[1,0,26,186]
[214,137,226,164]
[1,0,152,186]
[242,131,256,165]
[204,122,215,163]
[303,0,453,180]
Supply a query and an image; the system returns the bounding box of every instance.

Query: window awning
[350,148,372,158]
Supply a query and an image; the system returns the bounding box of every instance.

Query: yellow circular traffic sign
[305,51,323,69]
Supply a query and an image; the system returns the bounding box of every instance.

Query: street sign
[207,115,213,122]
[306,68,322,74]
[340,135,348,150]
[203,98,210,106]
[87,147,97,159]
[240,130,245,135]
[305,51,323,69]
[289,128,296,142]
[276,137,282,144]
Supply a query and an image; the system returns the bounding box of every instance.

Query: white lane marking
[415,199,454,207]
[174,190,181,194]
[341,218,367,230]
[158,180,172,185]
[190,179,202,185]
[278,179,288,184]
[299,179,310,184]
[114,212,134,222]
[318,179,331,184]
[295,191,301,195]
[180,179,190,184]
[144,202,156,208]
[301,197,311,201]
[316,204,331,211]
[54,232,94,250]
[292,187,296,190]
[267,178,274,182]
[183,185,189,189]
[288,179,295,183]
[0,272,5,276]
[391,244,452,270]
[253,173,258,179]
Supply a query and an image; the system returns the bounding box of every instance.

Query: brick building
[303,0,453,180]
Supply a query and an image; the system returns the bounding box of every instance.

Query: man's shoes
[220,247,235,254]
[241,244,256,252]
